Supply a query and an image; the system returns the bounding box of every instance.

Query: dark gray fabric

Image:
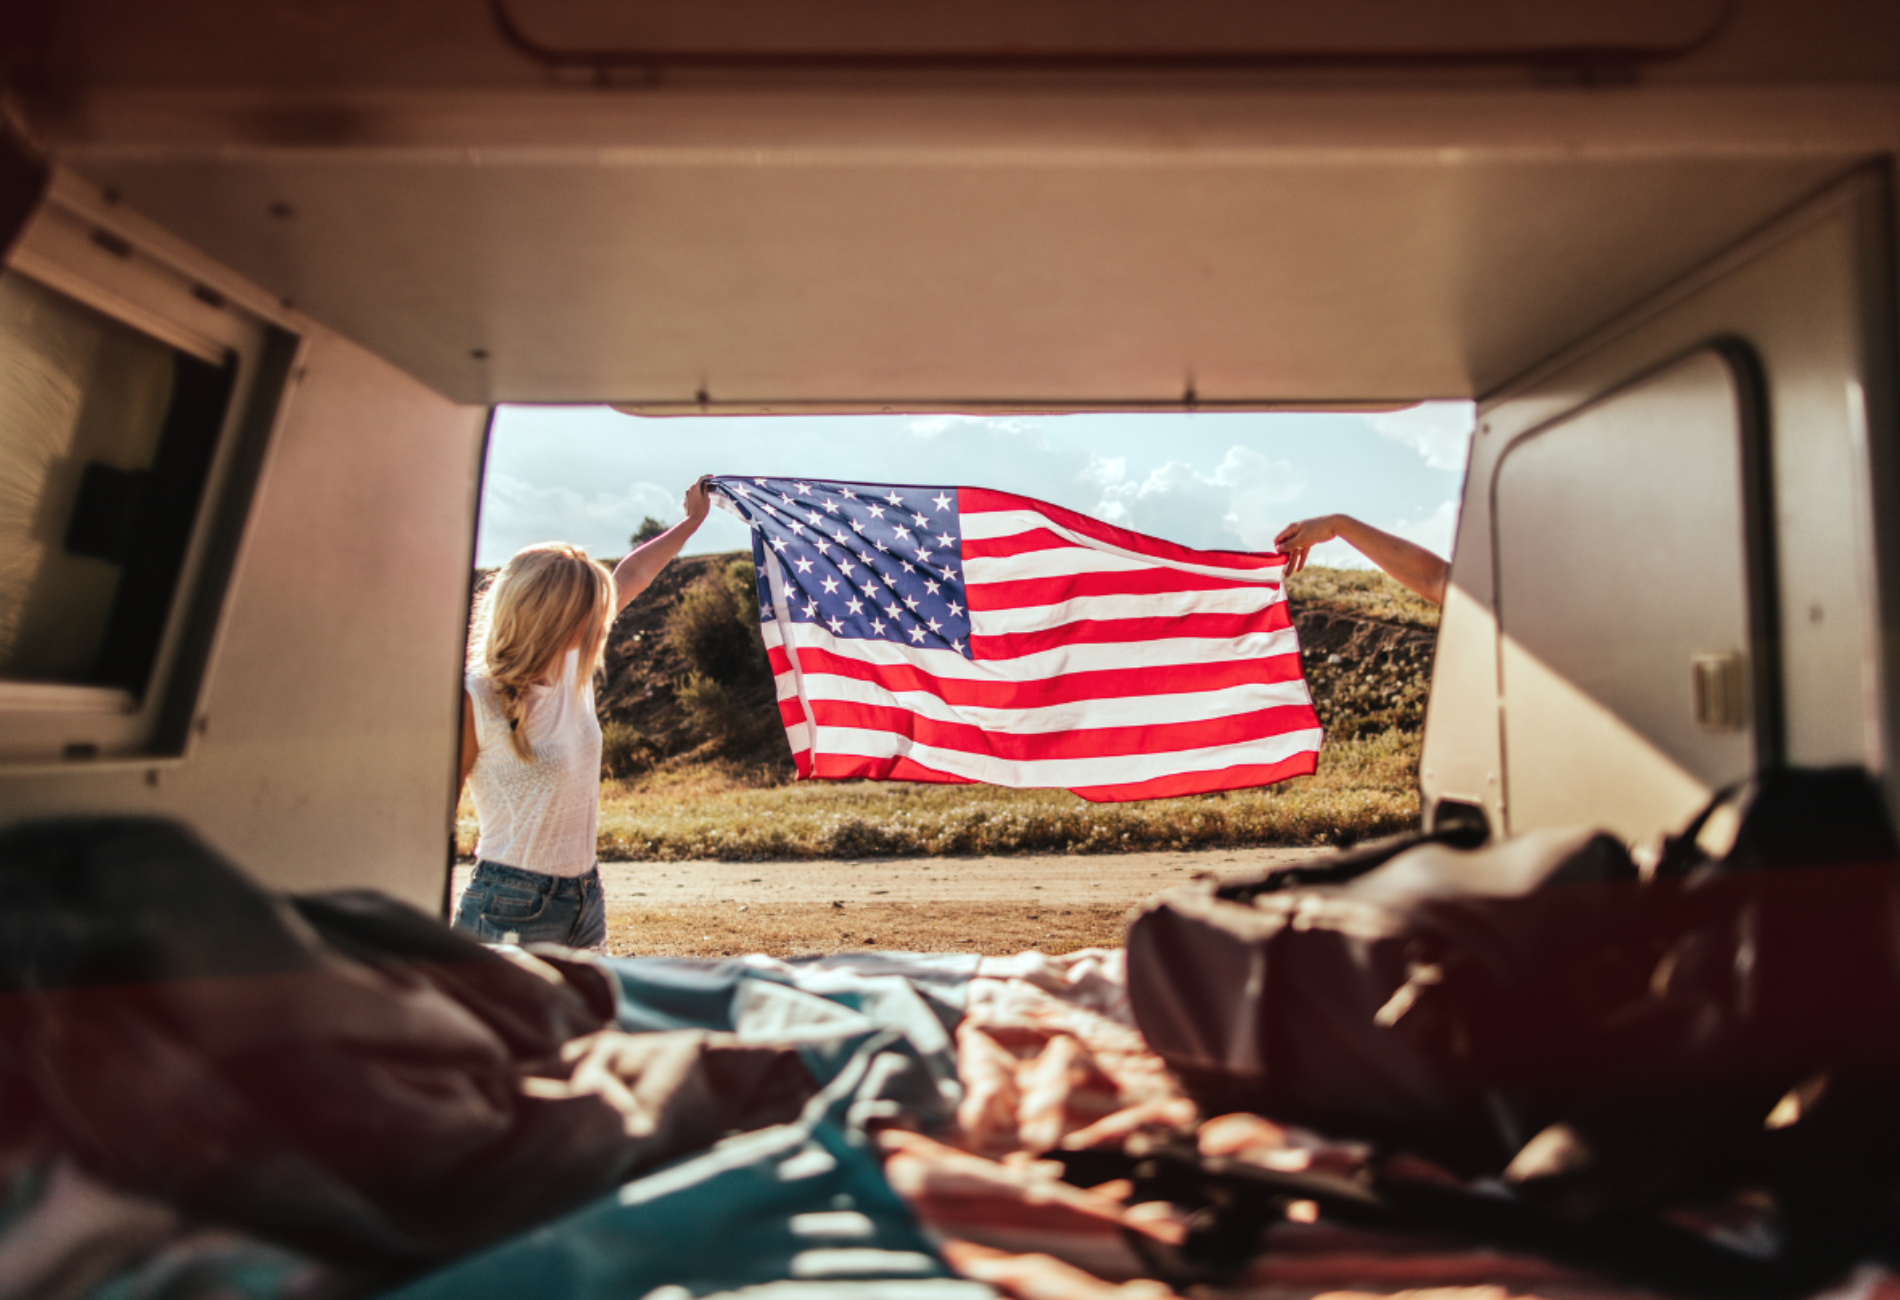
[0,123,44,264]
[0,120,46,263]
[1128,791,1900,1281]
[1128,826,1638,1170]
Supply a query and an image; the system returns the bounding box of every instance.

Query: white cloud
[1077,455,1132,524]
[1079,445,1308,551]
[1365,401,1475,474]
[478,474,680,565]
[1391,499,1461,559]
[1306,540,1377,570]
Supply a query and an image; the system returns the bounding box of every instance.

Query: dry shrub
[663,558,766,686]
[662,558,776,750]
[601,719,656,779]
[677,670,762,742]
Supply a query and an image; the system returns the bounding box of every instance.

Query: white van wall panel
[172,328,485,905]
[1418,581,1503,820]
[1424,172,1893,839]
[1,328,484,911]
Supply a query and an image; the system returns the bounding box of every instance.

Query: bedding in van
[3,816,1897,1300]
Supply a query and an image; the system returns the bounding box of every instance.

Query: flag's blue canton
[716,478,973,658]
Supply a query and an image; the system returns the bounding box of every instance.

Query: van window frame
[0,197,295,768]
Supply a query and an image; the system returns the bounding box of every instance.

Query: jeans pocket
[480,885,549,924]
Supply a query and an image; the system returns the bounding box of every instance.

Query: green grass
[459,728,1420,861]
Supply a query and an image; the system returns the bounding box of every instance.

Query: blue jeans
[452,860,607,950]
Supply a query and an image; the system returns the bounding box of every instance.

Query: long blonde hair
[469,543,617,761]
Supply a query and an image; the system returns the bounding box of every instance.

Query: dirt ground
[451,847,1316,958]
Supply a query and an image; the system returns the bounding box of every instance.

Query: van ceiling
[22,0,1895,409]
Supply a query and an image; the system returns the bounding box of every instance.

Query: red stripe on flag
[806,701,1322,761]
[776,643,1308,709]
[971,603,1292,661]
[807,749,1321,803]
[810,753,977,785]
[967,566,1277,611]
[960,486,1284,570]
[1067,751,1320,803]
[961,528,1081,562]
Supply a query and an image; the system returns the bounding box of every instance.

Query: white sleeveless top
[465,649,601,877]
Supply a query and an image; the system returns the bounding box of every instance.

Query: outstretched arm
[613,475,712,614]
[1273,513,1449,606]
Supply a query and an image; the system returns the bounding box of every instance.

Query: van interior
[4,0,1900,1291]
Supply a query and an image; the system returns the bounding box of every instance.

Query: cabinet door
[1493,347,1770,839]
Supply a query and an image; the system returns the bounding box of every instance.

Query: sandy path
[450,847,1321,957]
[456,846,1314,909]
[600,846,1317,904]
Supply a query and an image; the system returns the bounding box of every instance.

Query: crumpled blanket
[954,950,1194,1156]
[384,1027,989,1300]
[0,818,817,1276]
[889,949,1203,1295]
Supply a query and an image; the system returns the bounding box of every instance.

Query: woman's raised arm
[612,475,712,614]
[1273,513,1449,606]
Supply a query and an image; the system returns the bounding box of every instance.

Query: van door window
[0,268,235,697]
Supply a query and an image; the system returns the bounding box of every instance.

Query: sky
[475,404,1474,572]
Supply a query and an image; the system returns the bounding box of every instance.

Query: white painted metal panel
[1493,349,1756,841]
[62,140,1850,410]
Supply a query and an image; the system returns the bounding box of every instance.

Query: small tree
[629,516,668,548]
[664,557,773,747]
[663,558,766,686]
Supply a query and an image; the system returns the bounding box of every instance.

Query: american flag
[708,476,1322,802]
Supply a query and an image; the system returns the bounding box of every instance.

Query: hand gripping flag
[708,477,1322,802]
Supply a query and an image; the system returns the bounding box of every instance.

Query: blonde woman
[453,477,711,948]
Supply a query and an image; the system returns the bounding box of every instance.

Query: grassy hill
[459,559,1437,860]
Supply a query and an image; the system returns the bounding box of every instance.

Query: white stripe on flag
[794,671,1315,735]
[764,618,1302,676]
[970,586,1284,634]
[960,507,1286,583]
[964,547,1286,587]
